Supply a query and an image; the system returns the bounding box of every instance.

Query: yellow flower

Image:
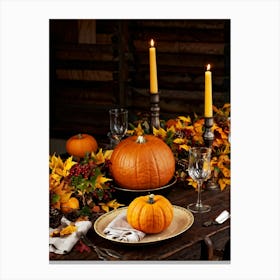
[106,199,125,210]
[104,149,113,160]
[213,105,224,115]
[193,135,203,144]
[126,129,135,135]
[50,180,73,208]
[153,126,167,139]
[222,144,230,154]
[64,157,76,174]
[135,123,144,136]
[193,121,204,134]
[174,119,184,130]
[219,154,230,164]
[179,144,191,152]
[187,178,198,189]
[49,155,64,174]
[173,138,185,144]
[167,125,176,134]
[218,178,230,191]
[49,154,76,183]
[95,175,112,189]
[91,149,113,165]
[213,138,224,147]
[221,167,230,178]
[178,116,191,124]
[99,199,125,212]
[92,149,105,165]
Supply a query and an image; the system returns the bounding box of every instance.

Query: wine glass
[187,147,212,213]
[109,108,128,147]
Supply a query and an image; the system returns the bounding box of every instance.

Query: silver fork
[80,234,122,260]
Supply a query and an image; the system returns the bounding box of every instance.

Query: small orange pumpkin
[66,133,98,158]
[127,194,173,234]
[61,197,80,214]
[109,135,175,190]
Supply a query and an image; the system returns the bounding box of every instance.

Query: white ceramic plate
[94,206,194,245]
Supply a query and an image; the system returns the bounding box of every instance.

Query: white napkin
[49,216,92,254]
[103,211,145,242]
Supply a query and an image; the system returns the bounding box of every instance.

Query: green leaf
[95,189,105,201]
[87,168,102,191]
[78,206,92,217]
[51,193,60,204]
[128,123,136,130]
[71,175,89,192]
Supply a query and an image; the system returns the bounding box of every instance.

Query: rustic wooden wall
[50,19,230,142]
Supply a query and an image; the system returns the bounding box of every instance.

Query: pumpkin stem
[148,194,155,204]
[136,135,146,144]
[77,133,83,139]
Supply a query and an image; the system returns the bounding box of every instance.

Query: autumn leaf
[99,203,109,213]
[179,144,191,152]
[106,199,125,210]
[75,216,89,222]
[52,181,73,203]
[63,157,77,176]
[50,224,77,237]
[99,199,125,212]
[178,116,191,124]
[104,150,113,160]
[49,154,76,181]
[167,125,176,134]
[218,178,230,191]
[220,166,230,178]
[95,175,112,189]
[74,240,91,253]
[131,122,144,136]
[92,149,105,165]
[187,178,197,189]
[59,224,77,236]
[153,127,167,139]
[173,138,185,144]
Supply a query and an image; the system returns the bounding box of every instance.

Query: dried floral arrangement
[49,150,124,226]
[127,103,231,191]
[49,104,230,225]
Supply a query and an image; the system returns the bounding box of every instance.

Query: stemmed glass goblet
[109,108,128,148]
[187,147,212,213]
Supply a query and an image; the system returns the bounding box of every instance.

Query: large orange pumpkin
[109,135,175,190]
[127,194,174,234]
[66,133,98,158]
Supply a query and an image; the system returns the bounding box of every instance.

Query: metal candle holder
[150,92,160,129]
[203,117,219,191]
[203,117,214,148]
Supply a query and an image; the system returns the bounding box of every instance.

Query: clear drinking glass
[187,147,212,213]
[109,108,128,147]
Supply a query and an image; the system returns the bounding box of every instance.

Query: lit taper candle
[149,39,158,94]
[204,64,213,117]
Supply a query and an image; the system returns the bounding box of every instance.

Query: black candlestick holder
[203,117,219,191]
[150,92,160,129]
[203,117,214,148]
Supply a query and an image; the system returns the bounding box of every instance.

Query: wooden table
[50,182,230,261]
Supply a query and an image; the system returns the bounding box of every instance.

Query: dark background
[49,19,230,152]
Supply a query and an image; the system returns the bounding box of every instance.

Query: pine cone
[49,208,63,228]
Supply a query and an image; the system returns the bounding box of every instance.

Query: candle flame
[150,39,155,47]
[207,64,211,71]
